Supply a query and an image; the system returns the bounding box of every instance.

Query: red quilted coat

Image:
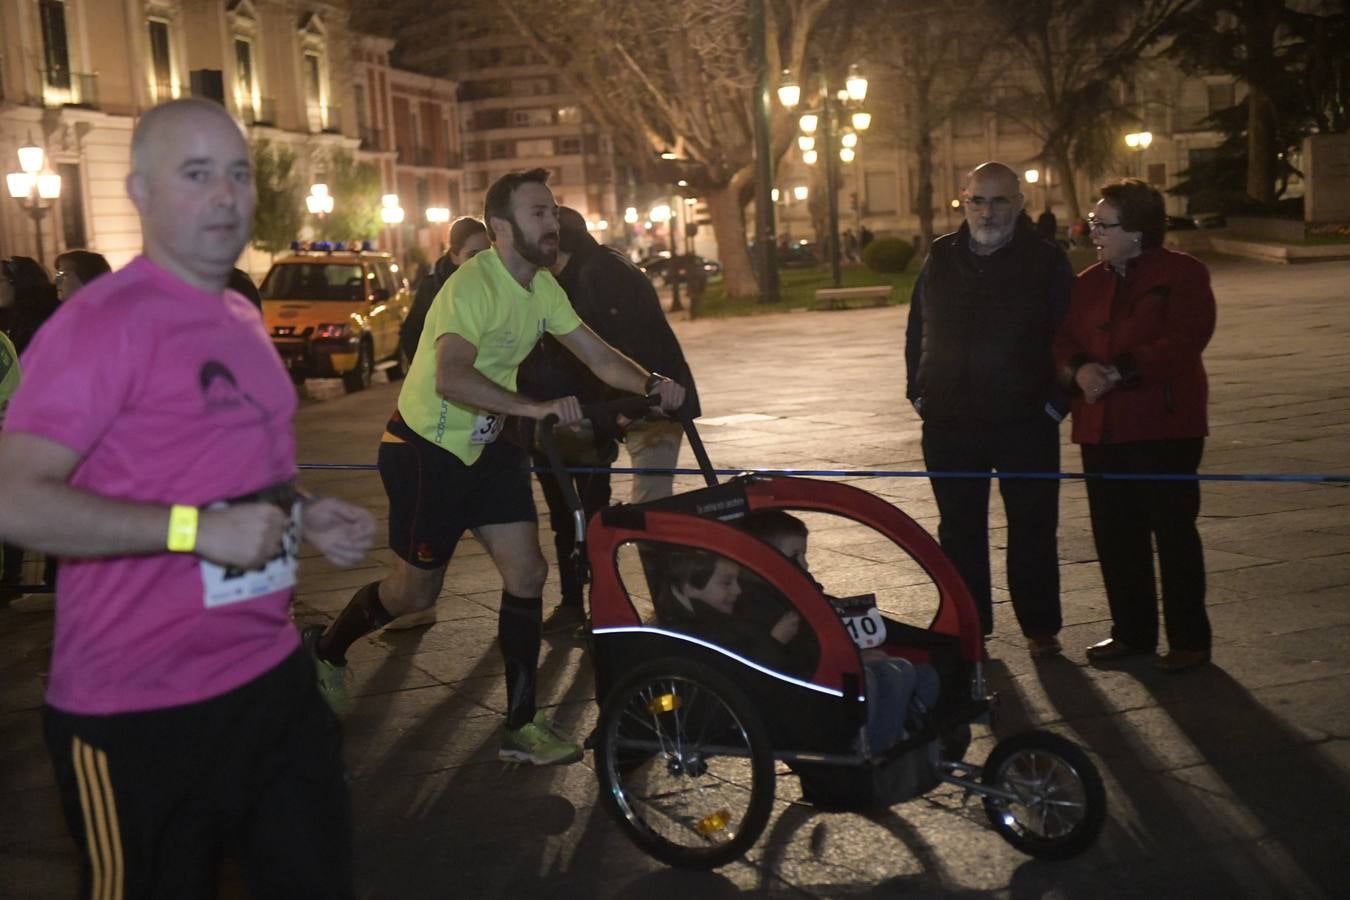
[1053,247,1216,445]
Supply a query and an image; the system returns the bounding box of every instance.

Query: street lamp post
[6,137,62,266]
[778,65,869,288]
[751,0,780,304]
[306,182,334,231]
[1125,131,1153,180]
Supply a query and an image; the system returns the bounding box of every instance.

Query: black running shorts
[379,416,536,569]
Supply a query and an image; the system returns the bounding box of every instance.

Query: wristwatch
[643,371,667,394]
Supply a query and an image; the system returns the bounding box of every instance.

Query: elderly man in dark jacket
[519,207,700,618]
[904,162,1073,657]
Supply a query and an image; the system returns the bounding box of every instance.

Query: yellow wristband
[167,505,199,553]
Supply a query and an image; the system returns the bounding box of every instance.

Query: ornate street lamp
[306,182,334,228]
[6,136,62,266]
[380,193,405,224]
[778,65,868,287]
[1125,131,1153,179]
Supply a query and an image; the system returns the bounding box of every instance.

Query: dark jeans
[922,415,1062,637]
[1082,438,1209,653]
[533,455,612,606]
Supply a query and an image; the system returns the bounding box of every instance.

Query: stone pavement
[2,257,1347,898]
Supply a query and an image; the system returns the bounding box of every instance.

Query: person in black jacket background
[518,206,700,619]
[399,217,490,363]
[904,162,1073,657]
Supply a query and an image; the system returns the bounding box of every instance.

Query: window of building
[353,82,368,134]
[515,138,553,158]
[473,108,509,130]
[466,170,489,191]
[1206,81,1235,114]
[558,137,582,155]
[1147,162,1167,187]
[557,105,582,125]
[489,141,511,160]
[415,178,430,218]
[298,13,331,133]
[234,38,256,115]
[147,19,174,102]
[39,0,71,91]
[513,107,554,127]
[511,76,553,96]
[58,162,85,248]
[305,52,322,114]
[864,171,898,215]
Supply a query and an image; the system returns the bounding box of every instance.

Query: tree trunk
[1049,144,1081,221]
[915,92,936,253]
[1246,85,1278,206]
[704,184,759,301]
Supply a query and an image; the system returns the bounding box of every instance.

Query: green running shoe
[499,712,583,765]
[302,626,353,716]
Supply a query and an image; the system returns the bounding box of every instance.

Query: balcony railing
[240,97,278,127]
[39,69,99,109]
[307,103,342,134]
[359,126,383,151]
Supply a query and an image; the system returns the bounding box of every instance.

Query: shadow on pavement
[1140,664,1349,895]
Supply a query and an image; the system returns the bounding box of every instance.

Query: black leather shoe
[1156,649,1210,673]
[1085,638,1154,662]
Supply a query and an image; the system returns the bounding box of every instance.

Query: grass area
[694,265,918,318]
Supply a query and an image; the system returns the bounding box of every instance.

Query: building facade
[773,58,1242,248]
[398,8,621,243]
[0,0,460,279]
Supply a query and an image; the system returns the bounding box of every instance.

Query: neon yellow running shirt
[397,247,581,463]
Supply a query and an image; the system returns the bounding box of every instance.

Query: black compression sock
[499,591,543,730]
[318,581,395,666]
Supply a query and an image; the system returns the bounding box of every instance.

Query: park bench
[812,284,893,310]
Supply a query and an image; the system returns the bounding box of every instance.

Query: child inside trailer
[736,510,940,753]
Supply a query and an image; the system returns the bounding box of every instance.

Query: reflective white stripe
[592,625,850,698]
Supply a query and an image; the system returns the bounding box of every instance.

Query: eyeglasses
[1087,217,1123,232]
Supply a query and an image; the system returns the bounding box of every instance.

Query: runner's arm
[434,332,583,423]
[555,323,685,411]
[0,431,287,568]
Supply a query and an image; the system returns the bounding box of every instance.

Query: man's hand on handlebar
[538,396,584,426]
[649,377,685,412]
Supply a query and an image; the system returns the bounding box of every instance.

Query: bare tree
[984,0,1192,219]
[483,0,834,300]
[854,1,1000,253]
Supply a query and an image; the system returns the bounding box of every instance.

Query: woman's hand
[1075,362,1117,404]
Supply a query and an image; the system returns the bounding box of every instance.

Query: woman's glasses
[1087,217,1123,232]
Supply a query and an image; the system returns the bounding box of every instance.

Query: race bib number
[830,593,886,650]
[200,503,301,608]
[470,412,504,445]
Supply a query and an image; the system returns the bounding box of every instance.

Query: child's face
[776,534,810,573]
[688,558,742,615]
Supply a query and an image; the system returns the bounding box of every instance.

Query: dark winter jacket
[1053,247,1215,445]
[518,233,700,420]
[905,219,1073,426]
[400,253,459,363]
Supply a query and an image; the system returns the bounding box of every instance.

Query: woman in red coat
[1053,179,1216,673]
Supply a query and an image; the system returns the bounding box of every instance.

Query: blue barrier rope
[296,463,1349,484]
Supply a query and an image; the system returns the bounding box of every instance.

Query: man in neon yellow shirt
[0,329,18,430]
[310,169,685,764]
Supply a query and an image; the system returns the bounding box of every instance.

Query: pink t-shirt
[6,256,300,714]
